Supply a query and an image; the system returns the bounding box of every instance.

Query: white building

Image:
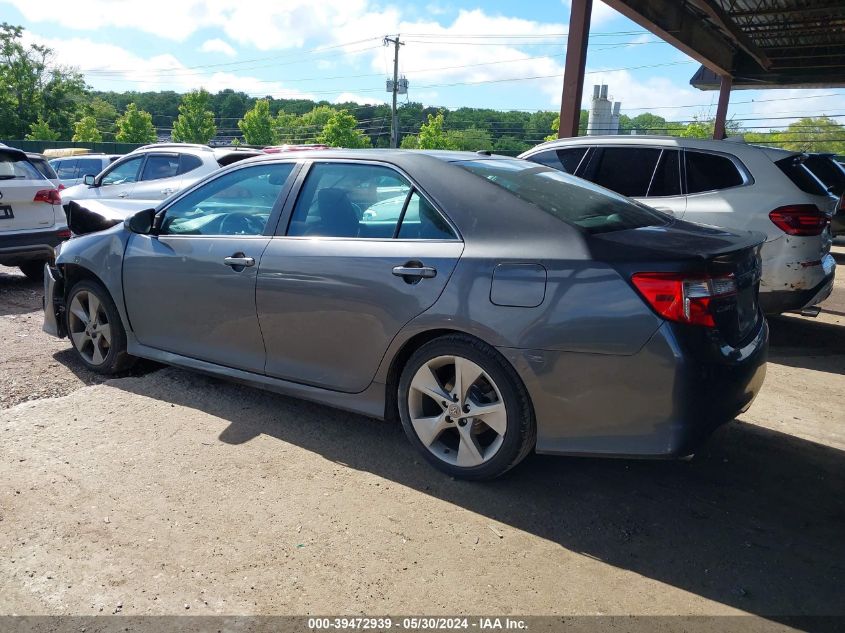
[587,85,621,135]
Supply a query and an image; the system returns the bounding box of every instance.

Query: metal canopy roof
[601,0,845,90]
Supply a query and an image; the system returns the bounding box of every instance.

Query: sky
[2,0,843,129]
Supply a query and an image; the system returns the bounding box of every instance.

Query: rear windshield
[775,155,829,196]
[0,154,45,180]
[803,155,845,196]
[456,158,669,234]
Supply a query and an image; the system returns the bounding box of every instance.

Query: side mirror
[83,174,96,186]
[125,208,156,234]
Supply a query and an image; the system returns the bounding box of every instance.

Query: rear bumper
[499,317,768,458]
[758,253,835,313]
[0,228,66,266]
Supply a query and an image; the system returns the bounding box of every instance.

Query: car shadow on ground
[108,367,845,625]
[767,315,845,375]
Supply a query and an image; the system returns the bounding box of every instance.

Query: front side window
[685,151,744,193]
[141,154,180,181]
[584,147,661,197]
[54,159,78,180]
[160,163,295,236]
[287,163,411,238]
[76,158,104,178]
[101,156,144,186]
[457,158,669,235]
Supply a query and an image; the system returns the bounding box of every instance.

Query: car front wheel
[66,279,136,374]
[398,334,536,480]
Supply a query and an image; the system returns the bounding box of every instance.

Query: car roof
[236,148,515,167]
[525,135,801,161]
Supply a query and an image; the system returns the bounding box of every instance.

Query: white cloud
[576,68,702,120]
[199,38,236,57]
[334,92,385,106]
[24,33,314,99]
[561,0,622,26]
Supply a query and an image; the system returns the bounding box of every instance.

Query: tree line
[2,22,843,154]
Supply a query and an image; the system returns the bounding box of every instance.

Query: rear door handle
[161,188,174,195]
[116,192,128,198]
[224,255,255,269]
[392,264,437,279]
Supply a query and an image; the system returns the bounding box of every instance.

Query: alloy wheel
[407,355,507,468]
[68,289,113,366]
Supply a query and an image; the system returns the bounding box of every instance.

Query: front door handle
[161,187,174,195]
[117,192,128,198]
[392,262,437,283]
[224,255,255,270]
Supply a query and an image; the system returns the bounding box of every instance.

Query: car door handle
[224,255,255,268]
[161,188,174,195]
[117,192,128,198]
[392,264,437,280]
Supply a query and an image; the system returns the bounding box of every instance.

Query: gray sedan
[43,150,768,480]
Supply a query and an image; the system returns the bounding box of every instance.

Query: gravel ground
[0,251,843,620]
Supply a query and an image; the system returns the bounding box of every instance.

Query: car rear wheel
[66,279,136,374]
[398,334,536,480]
[19,261,47,282]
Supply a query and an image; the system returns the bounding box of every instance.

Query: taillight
[56,228,72,240]
[769,205,829,236]
[33,189,62,205]
[631,272,737,327]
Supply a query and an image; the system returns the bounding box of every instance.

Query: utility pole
[384,35,404,148]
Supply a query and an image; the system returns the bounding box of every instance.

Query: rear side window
[647,149,681,197]
[178,154,203,175]
[0,154,44,180]
[802,155,845,196]
[397,192,456,240]
[685,151,744,193]
[457,158,669,235]
[527,147,588,174]
[141,154,180,181]
[584,147,661,197]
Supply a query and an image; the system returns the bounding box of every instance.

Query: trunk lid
[590,219,764,347]
[0,148,56,231]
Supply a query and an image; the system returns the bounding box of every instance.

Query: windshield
[455,158,670,234]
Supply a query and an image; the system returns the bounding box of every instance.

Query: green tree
[25,116,60,140]
[297,105,336,143]
[768,116,845,153]
[72,115,102,142]
[114,103,157,143]
[417,112,454,150]
[275,111,301,143]
[237,99,278,145]
[445,127,492,151]
[317,109,371,148]
[493,136,529,155]
[84,97,118,138]
[172,89,217,144]
[400,134,419,149]
[0,23,86,139]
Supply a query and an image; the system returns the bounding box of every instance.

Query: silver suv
[50,154,120,188]
[60,144,262,207]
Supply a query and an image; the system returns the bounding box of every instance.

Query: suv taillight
[631,272,737,327]
[33,189,62,205]
[769,205,829,236]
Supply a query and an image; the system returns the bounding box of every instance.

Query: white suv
[60,144,262,207]
[0,146,67,280]
[520,136,837,314]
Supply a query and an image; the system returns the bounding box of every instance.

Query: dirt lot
[0,251,843,621]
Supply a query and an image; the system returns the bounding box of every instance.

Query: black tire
[19,261,46,282]
[398,334,536,480]
[66,279,137,375]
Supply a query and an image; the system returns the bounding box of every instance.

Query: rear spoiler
[0,146,29,161]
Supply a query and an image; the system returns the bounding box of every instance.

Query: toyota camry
[43,150,768,480]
